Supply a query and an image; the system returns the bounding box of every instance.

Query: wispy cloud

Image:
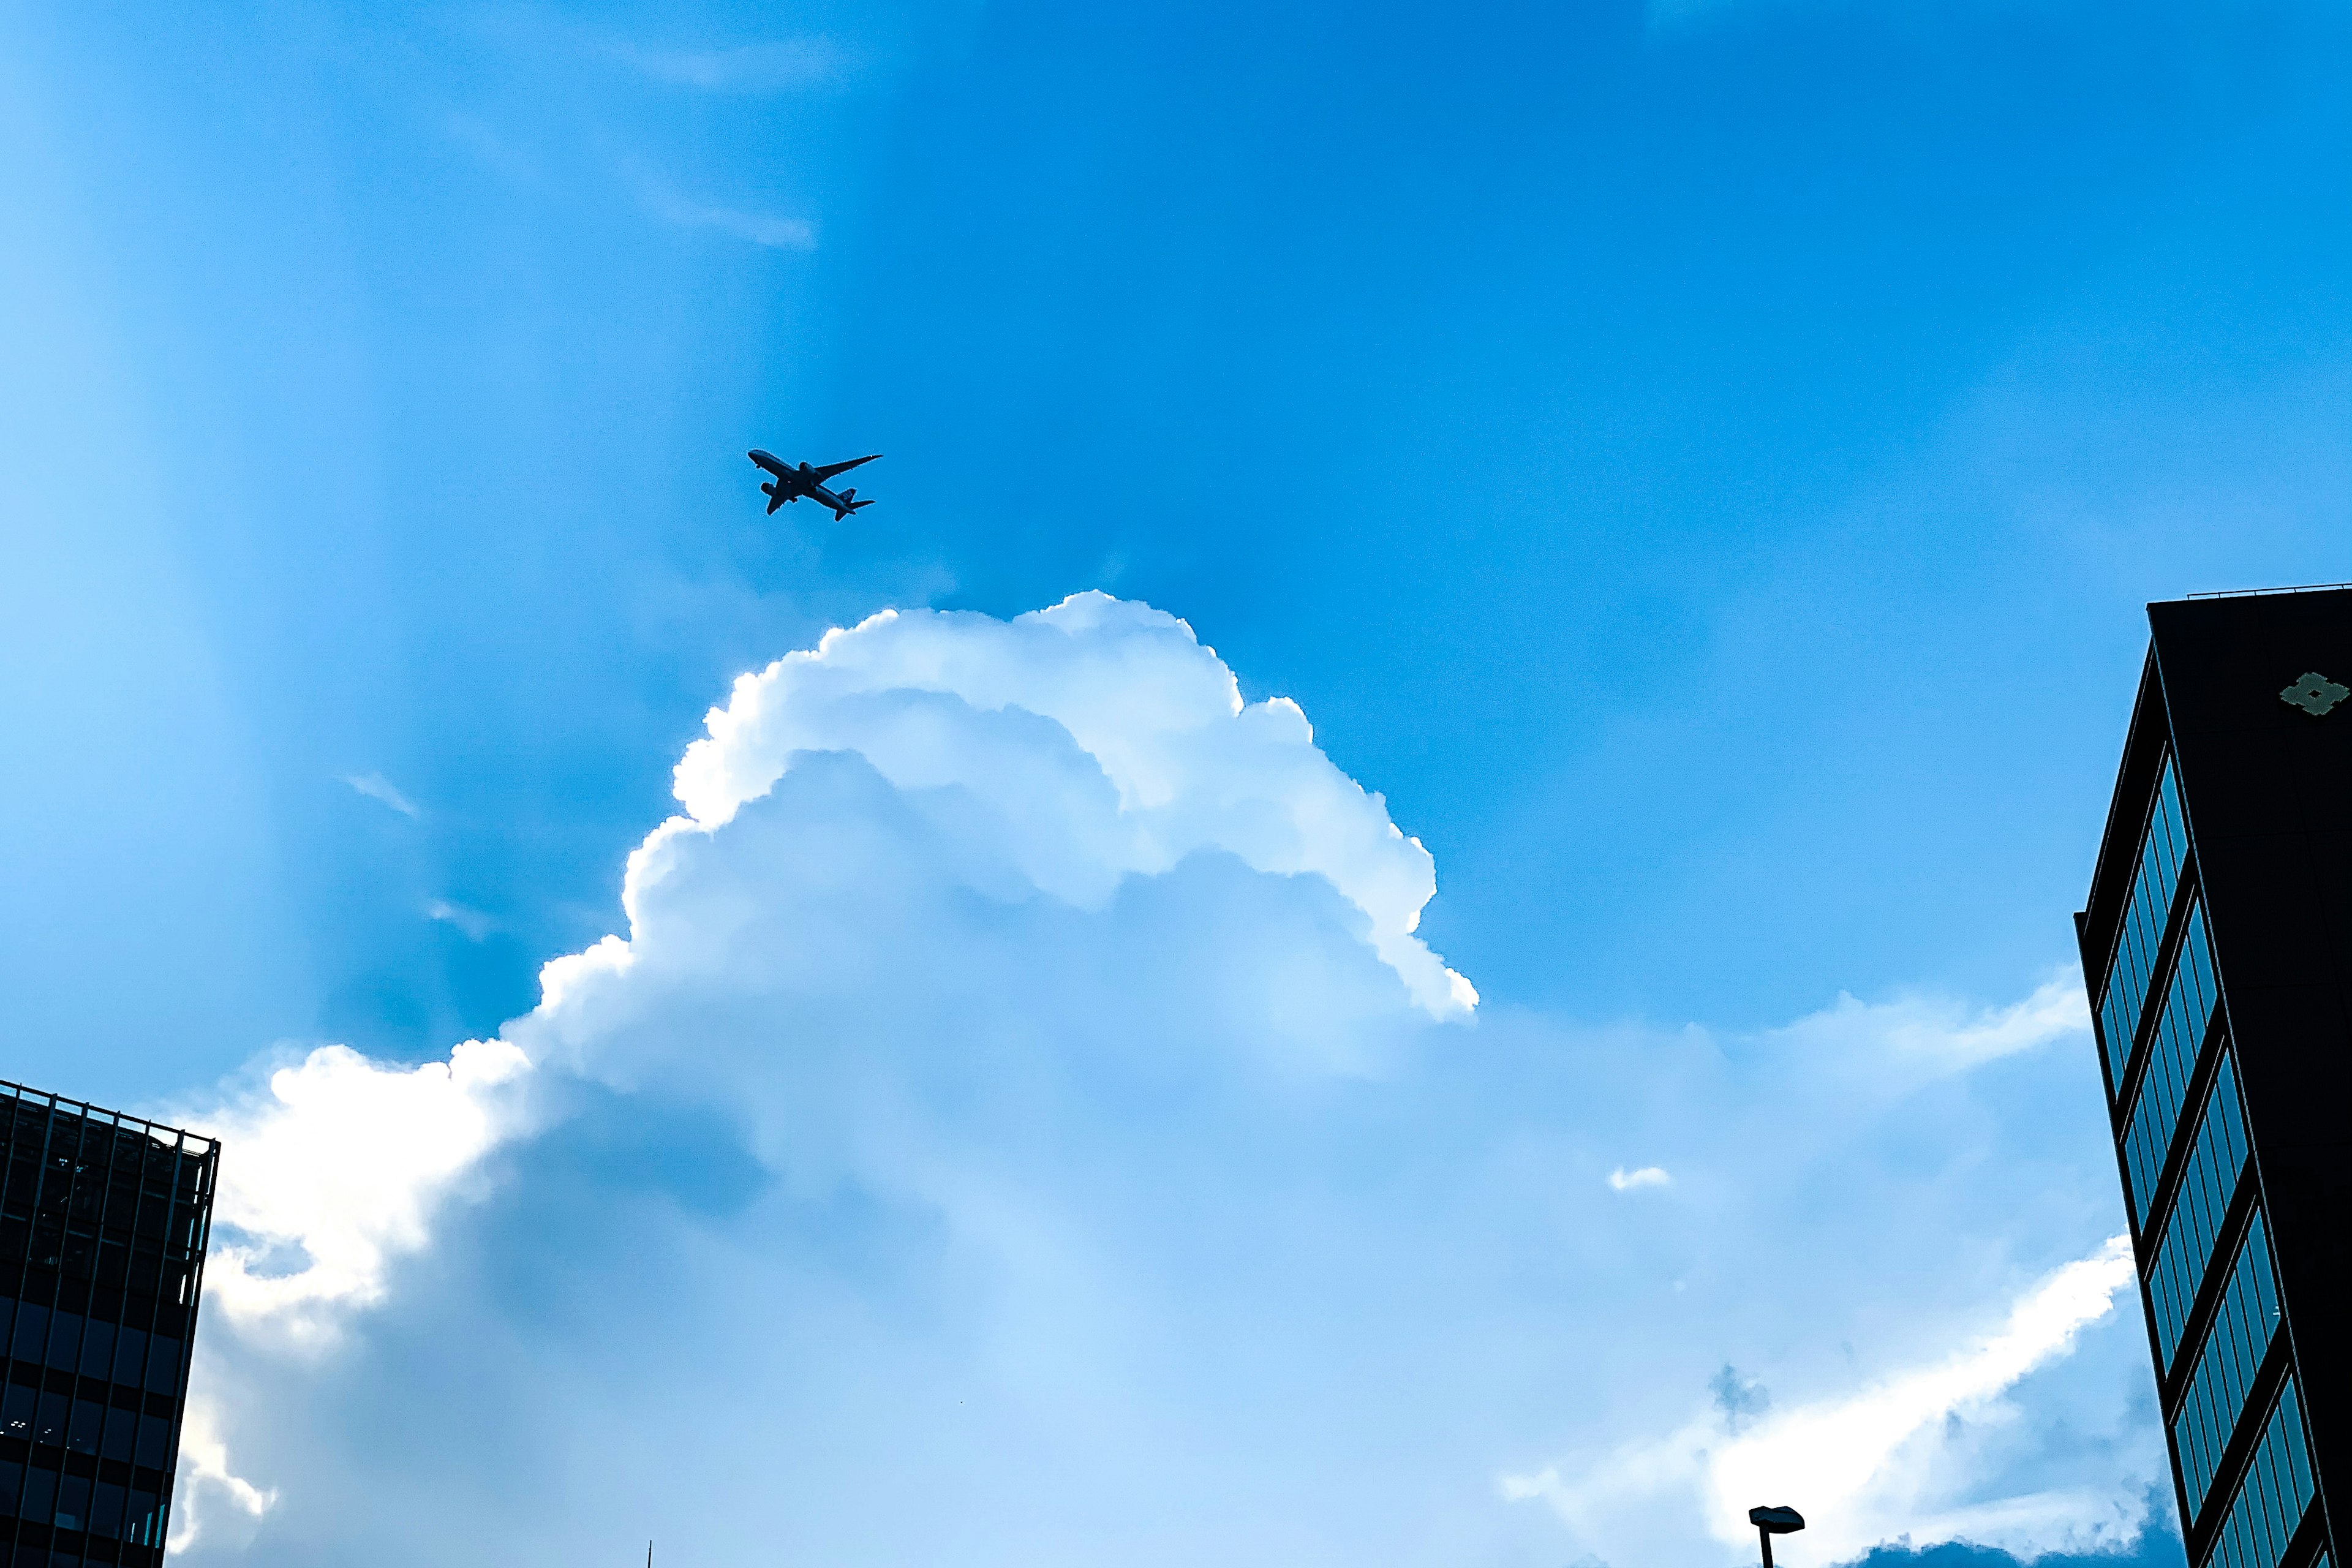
[1607,1164,1672,1191]
[466,11,851,94]
[341,772,420,818]
[600,37,846,92]
[621,159,816,251]
[425,899,494,941]
[1501,1236,2144,1564]
[440,110,537,184]
[1763,967,2090,1090]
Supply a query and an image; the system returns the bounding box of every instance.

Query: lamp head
[1749,1506,1806,1534]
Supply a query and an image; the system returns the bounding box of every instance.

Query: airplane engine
[760,482,777,497]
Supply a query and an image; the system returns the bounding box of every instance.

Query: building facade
[0,1084,217,1567]
[2078,586,2352,1568]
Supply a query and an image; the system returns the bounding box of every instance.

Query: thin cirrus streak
[339,771,419,818]
[620,157,817,252]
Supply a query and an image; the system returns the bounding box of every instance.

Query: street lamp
[1748,1504,1805,1568]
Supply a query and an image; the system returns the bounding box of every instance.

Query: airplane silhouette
[748,450,880,519]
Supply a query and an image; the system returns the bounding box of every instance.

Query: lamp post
[1748,1504,1805,1568]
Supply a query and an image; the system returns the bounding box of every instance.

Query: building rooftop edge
[2179,582,2352,601]
[0,1077,220,1149]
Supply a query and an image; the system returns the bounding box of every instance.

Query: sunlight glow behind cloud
[193,1039,531,1348]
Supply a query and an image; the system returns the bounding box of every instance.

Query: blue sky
[1,0,2346,1563]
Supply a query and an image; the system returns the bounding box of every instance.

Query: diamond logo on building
[2278,671,2350,718]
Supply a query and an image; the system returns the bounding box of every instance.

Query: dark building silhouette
[0,1083,217,1567]
[2078,586,2352,1568]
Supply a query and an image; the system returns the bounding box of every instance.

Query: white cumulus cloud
[191,1039,532,1348]
[171,594,1481,1557]
[157,595,2152,1568]
[658,593,1475,1019]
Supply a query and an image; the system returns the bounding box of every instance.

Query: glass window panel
[54,1471,88,1531]
[42,1313,79,1371]
[21,1463,55,1523]
[1,1381,31,1441]
[111,1325,145,1386]
[91,1480,123,1537]
[2260,1446,2290,1554]
[135,1412,169,1469]
[0,1459,18,1513]
[9,1303,45,1362]
[34,1389,68,1447]
[127,1488,157,1544]
[144,1335,179,1395]
[77,1320,113,1380]
[100,1403,134,1463]
[66,1398,102,1456]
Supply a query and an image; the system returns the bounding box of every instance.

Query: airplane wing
[809,454,881,481]
[747,449,791,477]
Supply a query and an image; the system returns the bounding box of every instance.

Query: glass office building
[0,1083,217,1567]
[2078,586,2351,1568]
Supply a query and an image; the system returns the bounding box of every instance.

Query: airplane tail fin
[844,497,875,513]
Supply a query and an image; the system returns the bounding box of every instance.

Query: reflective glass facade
[2209,1383,2320,1568]
[0,1084,216,1568]
[2147,1054,2251,1370]
[2079,589,2352,1568]
[2179,1215,2285,1514]
[2121,900,2220,1224]
[2087,756,2316,1568]
[2099,756,2190,1095]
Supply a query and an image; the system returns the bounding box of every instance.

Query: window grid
[0,1081,216,1566]
[2204,1380,2315,1568]
[2148,1052,2250,1370]
[2176,1212,2283,1518]
[2124,900,2219,1226]
[2099,758,2189,1097]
